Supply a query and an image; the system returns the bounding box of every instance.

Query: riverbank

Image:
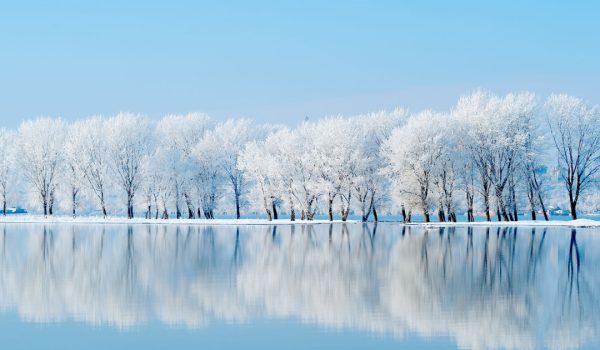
[0,215,358,226]
[0,215,599,227]
[417,218,600,228]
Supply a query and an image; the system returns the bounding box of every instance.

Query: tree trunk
[235,192,241,219]
[438,208,446,222]
[423,212,430,223]
[301,210,305,220]
[341,208,349,221]
[272,202,278,220]
[401,204,407,223]
[328,198,333,221]
[570,200,577,220]
[72,189,77,218]
[42,195,48,217]
[373,207,378,222]
[482,180,491,221]
[127,194,134,218]
[184,193,195,218]
[2,199,6,216]
[289,190,295,221]
[539,193,549,221]
[361,204,371,222]
[531,210,536,221]
[423,208,430,223]
[49,197,54,216]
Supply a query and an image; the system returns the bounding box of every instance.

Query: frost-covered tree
[486,92,535,221]
[142,150,173,219]
[454,90,536,221]
[106,113,152,218]
[18,118,66,216]
[455,148,477,222]
[383,111,446,223]
[0,129,16,215]
[432,125,459,222]
[68,117,112,217]
[545,94,600,219]
[196,119,268,219]
[192,152,223,219]
[258,128,299,220]
[521,113,551,221]
[285,123,322,220]
[63,124,86,217]
[238,139,279,220]
[454,91,495,221]
[156,113,212,219]
[312,116,360,221]
[6,90,600,221]
[352,109,406,222]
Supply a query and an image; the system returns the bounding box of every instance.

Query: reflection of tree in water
[231,227,242,269]
[526,228,546,283]
[41,225,56,276]
[1,225,6,262]
[197,226,217,270]
[566,229,580,303]
[0,223,598,348]
[544,228,600,350]
[123,225,136,293]
[558,229,597,325]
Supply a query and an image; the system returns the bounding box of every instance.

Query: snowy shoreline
[0,215,599,228]
[0,215,358,226]
[415,218,600,228]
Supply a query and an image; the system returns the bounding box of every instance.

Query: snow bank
[0,215,359,226]
[420,218,600,228]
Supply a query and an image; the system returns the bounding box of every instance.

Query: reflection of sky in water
[0,223,598,350]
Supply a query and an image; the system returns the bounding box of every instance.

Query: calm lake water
[0,223,598,350]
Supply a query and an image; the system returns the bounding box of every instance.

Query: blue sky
[0,0,598,127]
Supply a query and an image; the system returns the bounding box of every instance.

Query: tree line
[0,90,599,222]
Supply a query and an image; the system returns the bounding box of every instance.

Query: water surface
[0,223,597,350]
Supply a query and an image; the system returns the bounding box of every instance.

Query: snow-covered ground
[418,218,600,228]
[0,215,599,227]
[0,215,358,226]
